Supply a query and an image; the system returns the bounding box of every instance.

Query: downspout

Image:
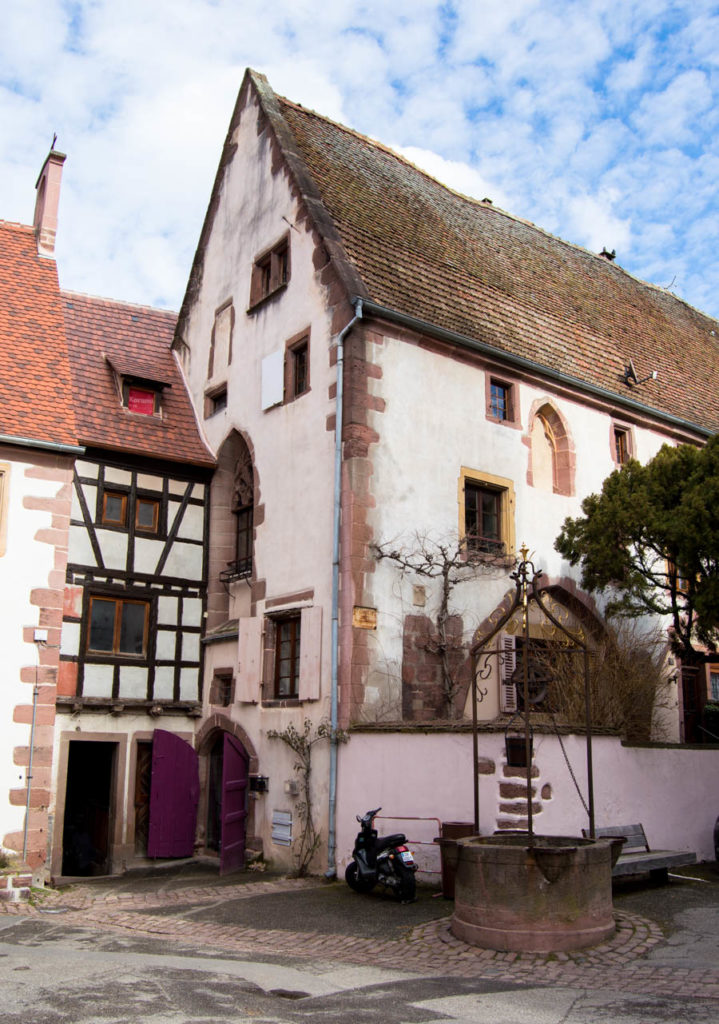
[326,297,363,879]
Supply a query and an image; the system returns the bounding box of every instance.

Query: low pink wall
[336,731,718,876]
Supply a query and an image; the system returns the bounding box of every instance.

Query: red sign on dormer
[127,387,156,415]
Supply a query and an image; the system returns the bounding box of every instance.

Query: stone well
[451,834,618,953]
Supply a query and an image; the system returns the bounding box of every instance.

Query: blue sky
[2,0,718,321]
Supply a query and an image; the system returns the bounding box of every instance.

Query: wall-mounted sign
[352,606,377,630]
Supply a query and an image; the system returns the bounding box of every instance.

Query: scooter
[345,807,417,902]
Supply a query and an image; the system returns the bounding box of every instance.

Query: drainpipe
[23,637,44,863]
[326,298,363,879]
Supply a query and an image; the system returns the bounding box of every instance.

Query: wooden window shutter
[499,634,517,713]
[237,617,263,702]
[298,605,322,701]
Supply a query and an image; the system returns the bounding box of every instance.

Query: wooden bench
[584,824,697,882]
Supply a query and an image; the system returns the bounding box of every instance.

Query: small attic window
[107,356,170,417]
[249,234,290,310]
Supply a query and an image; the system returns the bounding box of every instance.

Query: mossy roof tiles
[0,221,78,448]
[62,292,214,467]
[272,92,719,433]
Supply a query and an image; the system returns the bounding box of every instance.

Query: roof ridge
[277,96,719,330]
[61,289,177,316]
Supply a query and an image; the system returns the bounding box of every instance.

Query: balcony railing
[220,556,252,585]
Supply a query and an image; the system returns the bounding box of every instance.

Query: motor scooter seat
[375,832,407,852]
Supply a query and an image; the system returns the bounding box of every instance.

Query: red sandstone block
[499,801,542,815]
[63,586,83,618]
[13,705,56,726]
[25,465,72,483]
[499,782,535,799]
[34,528,68,548]
[57,660,77,697]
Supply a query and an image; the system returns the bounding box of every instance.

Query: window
[465,483,502,553]
[204,385,227,418]
[249,235,290,308]
[87,596,150,657]
[285,331,310,401]
[459,468,515,559]
[613,425,631,465]
[102,490,127,527]
[489,379,512,421]
[290,339,309,397]
[135,496,160,534]
[209,669,234,706]
[274,615,301,698]
[486,376,518,426]
[236,605,322,703]
[710,669,719,702]
[234,503,253,577]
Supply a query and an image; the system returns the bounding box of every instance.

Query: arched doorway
[197,718,257,875]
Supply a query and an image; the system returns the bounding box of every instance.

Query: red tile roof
[0,220,78,448]
[62,292,214,467]
[241,73,719,435]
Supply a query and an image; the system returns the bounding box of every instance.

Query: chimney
[33,147,66,258]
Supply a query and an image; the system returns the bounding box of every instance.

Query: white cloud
[0,0,717,323]
[566,189,632,256]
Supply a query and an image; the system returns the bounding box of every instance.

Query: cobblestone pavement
[3,871,719,1008]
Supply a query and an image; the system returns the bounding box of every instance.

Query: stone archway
[194,714,261,865]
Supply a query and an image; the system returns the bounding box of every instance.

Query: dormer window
[106,355,170,418]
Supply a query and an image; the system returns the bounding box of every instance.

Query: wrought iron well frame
[469,545,595,846]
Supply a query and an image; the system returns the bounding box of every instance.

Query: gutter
[0,433,85,456]
[359,299,714,440]
[326,298,363,879]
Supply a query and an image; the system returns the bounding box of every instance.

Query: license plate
[400,850,414,864]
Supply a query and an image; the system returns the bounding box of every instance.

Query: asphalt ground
[1,859,718,1022]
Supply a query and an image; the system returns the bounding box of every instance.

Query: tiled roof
[256,81,719,434]
[62,292,214,467]
[0,221,78,448]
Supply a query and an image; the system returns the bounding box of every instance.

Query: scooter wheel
[396,864,416,903]
[345,861,375,894]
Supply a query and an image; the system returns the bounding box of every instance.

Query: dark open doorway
[61,741,116,876]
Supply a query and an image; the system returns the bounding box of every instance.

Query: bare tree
[373,533,508,718]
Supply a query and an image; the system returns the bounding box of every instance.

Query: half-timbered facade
[52,293,215,878]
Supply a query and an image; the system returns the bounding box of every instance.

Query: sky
[2,0,719,321]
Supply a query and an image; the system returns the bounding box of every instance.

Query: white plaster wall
[180,91,341,862]
[0,455,64,849]
[336,732,719,878]
[362,332,683,721]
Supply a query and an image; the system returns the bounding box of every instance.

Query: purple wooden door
[220,734,248,875]
[147,730,199,858]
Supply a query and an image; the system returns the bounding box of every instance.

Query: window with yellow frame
[458,467,515,559]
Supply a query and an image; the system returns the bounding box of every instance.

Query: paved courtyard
[1,861,718,1022]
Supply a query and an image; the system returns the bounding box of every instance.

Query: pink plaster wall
[336,731,719,877]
